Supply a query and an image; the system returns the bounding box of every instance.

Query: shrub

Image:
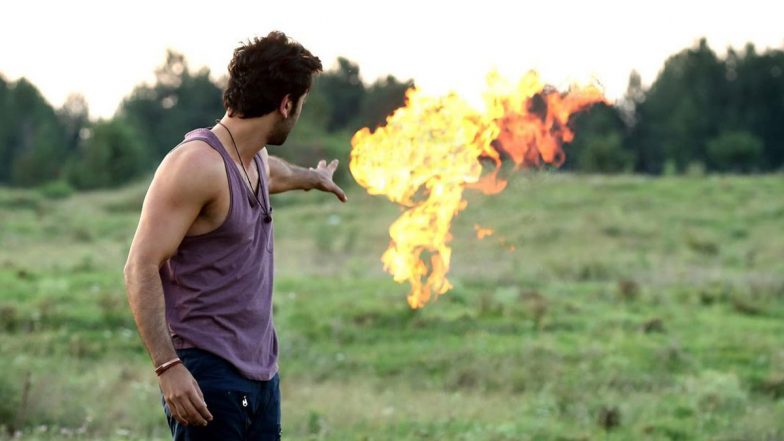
[66,119,147,189]
[706,131,763,173]
[576,133,635,173]
[37,179,74,199]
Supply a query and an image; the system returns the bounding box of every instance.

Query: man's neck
[211,113,271,167]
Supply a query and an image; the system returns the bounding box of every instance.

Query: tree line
[0,50,411,190]
[566,39,784,174]
[0,38,781,191]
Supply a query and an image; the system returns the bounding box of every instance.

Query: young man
[123,32,346,440]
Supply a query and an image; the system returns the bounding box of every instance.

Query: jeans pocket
[202,389,255,433]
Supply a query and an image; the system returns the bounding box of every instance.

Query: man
[124,31,346,440]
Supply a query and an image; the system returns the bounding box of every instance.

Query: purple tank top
[160,128,277,381]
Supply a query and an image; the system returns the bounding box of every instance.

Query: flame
[474,224,494,239]
[469,71,606,194]
[350,71,604,308]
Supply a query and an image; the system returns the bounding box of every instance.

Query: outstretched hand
[310,159,347,203]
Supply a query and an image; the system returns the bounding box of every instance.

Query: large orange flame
[350,71,604,308]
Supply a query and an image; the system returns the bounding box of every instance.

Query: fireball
[350,71,605,308]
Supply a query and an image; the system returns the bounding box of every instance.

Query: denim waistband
[176,347,277,394]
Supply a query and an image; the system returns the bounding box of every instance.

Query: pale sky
[1,0,782,119]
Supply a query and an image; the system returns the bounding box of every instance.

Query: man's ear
[279,94,294,119]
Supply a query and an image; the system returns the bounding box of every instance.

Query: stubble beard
[267,116,297,146]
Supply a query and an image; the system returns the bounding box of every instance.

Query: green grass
[0,173,783,440]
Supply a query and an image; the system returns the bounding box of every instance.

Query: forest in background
[0,38,782,194]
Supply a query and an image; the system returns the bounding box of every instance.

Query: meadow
[0,173,783,440]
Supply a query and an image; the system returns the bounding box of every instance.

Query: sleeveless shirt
[159,128,277,381]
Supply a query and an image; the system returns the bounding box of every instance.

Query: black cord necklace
[215,121,272,223]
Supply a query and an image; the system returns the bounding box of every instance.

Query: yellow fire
[350,71,604,308]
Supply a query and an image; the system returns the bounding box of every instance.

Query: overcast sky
[1,0,782,118]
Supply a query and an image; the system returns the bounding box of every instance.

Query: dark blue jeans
[161,348,281,441]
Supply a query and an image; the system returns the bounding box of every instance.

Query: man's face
[268,93,307,146]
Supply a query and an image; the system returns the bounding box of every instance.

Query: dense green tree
[66,119,147,189]
[316,58,365,132]
[4,78,67,186]
[10,119,68,186]
[352,75,413,131]
[564,102,634,173]
[118,50,223,160]
[725,45,784,169]
[631,39,727,173]
[0,75,11,182]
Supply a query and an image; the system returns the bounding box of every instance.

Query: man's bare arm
[124,143,219,427]
[124,261,176,366]
[266,153,347,202]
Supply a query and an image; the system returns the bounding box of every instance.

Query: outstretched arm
[267,154,347,202]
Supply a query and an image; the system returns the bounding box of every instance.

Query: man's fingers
[189,388,213,422]
[328,159,339,171]
[167,399,188,426]
[178,395,209,426]
[329,182,347,203]
[318,159,326,169]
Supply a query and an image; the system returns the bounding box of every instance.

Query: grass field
[0,173,783,440]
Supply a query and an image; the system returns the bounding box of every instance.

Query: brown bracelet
[154,357,182,376]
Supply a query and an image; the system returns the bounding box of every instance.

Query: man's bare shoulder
[151,140,226,203]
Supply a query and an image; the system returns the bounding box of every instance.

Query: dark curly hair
[223,31,322,118]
